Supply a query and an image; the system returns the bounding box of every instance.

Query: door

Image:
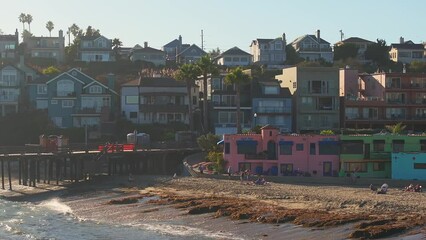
[364,143,370,159]
[267,140,276,160]
[323,161,332,176]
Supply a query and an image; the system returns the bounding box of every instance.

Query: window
[89,85,102,94]
[310,143,316,155]
[296,143,304,151]
[237,143,257,155]
[347,162,367,172]
[414,163,426,169]
[264,86,279,95]
[240,57,248,62]
[62,100,74,108]
[279,144,292,155]
[345,108,359,119]
[125,96,138,104]
[373,140,385,152]
[301,97,312,104]
[37,84,47,94]
[420,140,426,151]
[232,57,239,62]
[57,80,74,97]
[280,164,293,175]
[36,100,48,109]
[129,112,137,119]
[362,108,378,119]
[373,162,385,171]
[224,143,230,154]
[293,82,297,88]
[51,100,58,104]
[392,140,404,152]
[319,142,339,155]
[341,140,364,154]
[224,57,231,62]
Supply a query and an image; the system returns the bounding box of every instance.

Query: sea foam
[39,198,73,215]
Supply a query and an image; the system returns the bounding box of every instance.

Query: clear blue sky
[2,0,425,53]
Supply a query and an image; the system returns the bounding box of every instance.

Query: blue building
[392,152,426,180]
[27,68,118,130]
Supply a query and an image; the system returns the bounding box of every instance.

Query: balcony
[0,95,19,102]
[255,106,290,113]
[140,104,188,113]
[245,151,277,160]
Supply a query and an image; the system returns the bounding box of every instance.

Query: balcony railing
[255,106,291,113]
[0,95,19,102]
[369,152,391,160]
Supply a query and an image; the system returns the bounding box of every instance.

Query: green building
[340,134,426,178]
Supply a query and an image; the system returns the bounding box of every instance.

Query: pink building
[223,125,340,177]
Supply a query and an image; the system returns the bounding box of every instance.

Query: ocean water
[0,198,243,240]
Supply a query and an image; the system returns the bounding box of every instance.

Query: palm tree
[25,14,33,33]
[112,38,123,61]
[385,122,406,134]
[69,24,80,38]
[46,21,54,37]
[18,13,26,31]
[175,64,201,132]
[197,54,218,133]
[224,67,251,134]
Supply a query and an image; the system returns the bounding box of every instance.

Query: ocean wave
[135,223,245,240]
[38,198,73,215]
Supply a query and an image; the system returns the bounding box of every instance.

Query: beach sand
[1,174,426,239]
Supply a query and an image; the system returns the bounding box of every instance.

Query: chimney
[59,29,63,38]
[282,33,286,42]
[316,29,320,41]
[144,41,148,48]
[400,37,404,44]
[178,35,182,45]
[106,73,115,90]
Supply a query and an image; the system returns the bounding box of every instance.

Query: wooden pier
[0,145,200,191]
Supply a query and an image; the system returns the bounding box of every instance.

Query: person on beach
[198,165,204,174]
[227,166,232,178]
[377,183,388,194]
[240,170,245,182]
[254,176,267,185]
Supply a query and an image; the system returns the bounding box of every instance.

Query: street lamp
[253,112,257,127]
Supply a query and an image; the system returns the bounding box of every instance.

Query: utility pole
[201,29,204,50]
[339,30,344,41]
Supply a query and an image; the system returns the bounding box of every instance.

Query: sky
[1,0,425,53]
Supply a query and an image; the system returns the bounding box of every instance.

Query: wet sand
[1,175,426,239]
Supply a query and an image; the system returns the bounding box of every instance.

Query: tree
[42,66,61,75]
[18,13,26,31]
[285,45,302,65]
[25,14,33,33]
[333,43,358,61]
[112,38,123,61]
[209,47,221,59]
[224,67,251,134]
[197,54,218,133]
[21,30,33,40]
[385,122,406,134]
[197,133,221,152]
[175,64,201,132]
[408,61,426,73]
[365,39,389,71]
[85,26,100,37]
[46,21,54,37]
[69,23,80,39]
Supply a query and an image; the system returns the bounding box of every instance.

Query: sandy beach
[1,174,426,239]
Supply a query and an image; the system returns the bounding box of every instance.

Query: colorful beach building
[223,125,340,177]
[392,152,426,180]
[340,134,426,178]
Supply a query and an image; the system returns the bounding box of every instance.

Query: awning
[236,140,258,146]
[217,140,224,145]
[279,141,294,145]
